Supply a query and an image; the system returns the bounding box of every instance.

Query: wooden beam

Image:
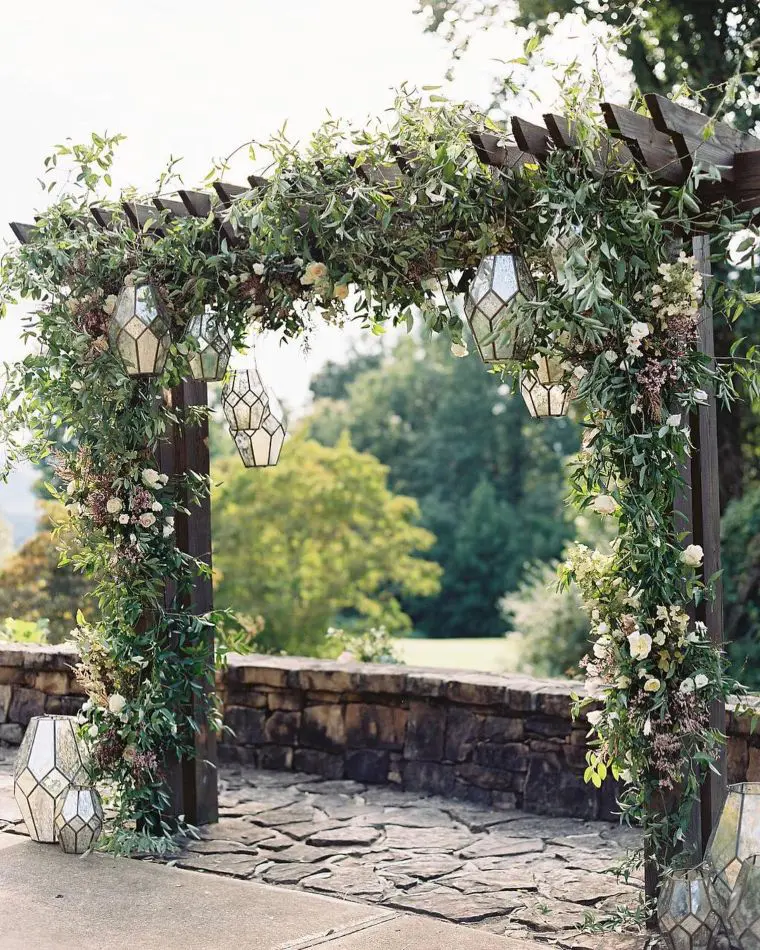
[469,131,535,169]
[153,196,191,218]
[543,113,635,174]
[646,94,760,181]
[178,190,214,218]
[511,117,551,161]
[601,103,685,184]
[734,150,760,211]
[123,202,164,235]
[90,207,117,230]
[212,182,250,206]
[9,222,35,244]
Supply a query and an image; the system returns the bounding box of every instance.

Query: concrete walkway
[0,831,540,950]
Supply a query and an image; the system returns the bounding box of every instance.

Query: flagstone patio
[0,747,649,949]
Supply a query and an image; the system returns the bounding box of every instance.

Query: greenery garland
[1,83,758,871]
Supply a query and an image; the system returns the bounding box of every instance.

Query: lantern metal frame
[221,368,270,431]
[464,252,535,363]
[231,411,286,468]
[706,782,760,908]
[13,715,89,843]
[520,354,573,418]
[185,309,232,382]
[108,280,171,376]
[54,785,105,855]
[657,863,722,950]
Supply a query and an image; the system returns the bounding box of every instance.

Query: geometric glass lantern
[726,853,760,949]
[185,309,232,382]
[706,783,760,909]
[54,785,104,855]
[108,280,171,377]
[221,369,270,431]
[464,253,535,364]
[657,864,722,950]
[520,354,573,417]
[231,411,286,468]
[13,716,89,843]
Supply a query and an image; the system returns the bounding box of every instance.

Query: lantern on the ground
[13,715,89,843]
[222,369,270,431]
[232,412,286,468]
[108,281,171,376]
[185,310,232,382]
[464,253,535,364]
[726,853,760,949]
[657,864,722,950]
[54,785,104,854]
[520,355,573,417]
[706,783,760,907]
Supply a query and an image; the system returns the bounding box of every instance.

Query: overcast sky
[0,0,631,543]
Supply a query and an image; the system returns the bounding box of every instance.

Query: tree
[306,335,579,637]
[0,510,93,644]
[212,431,442,654]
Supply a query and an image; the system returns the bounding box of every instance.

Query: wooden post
[158,381,219,827]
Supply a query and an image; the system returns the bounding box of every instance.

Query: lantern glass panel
[464,253,535,364]
[186,311,232,382]
[706,783,760,907]
[14,715,89,843]
[657,864,721,950]
[232,412,286,468]
[55,786,104,855]
[520,356,572,418]
[109,282,171,376]
[222,369,270,430]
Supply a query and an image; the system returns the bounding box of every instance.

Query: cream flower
[681,544,704,568]
[88,724,99,739]
[300,261,328,286]
[71,380,83,392]
[573,365,588,379]
[592,494,618,516]
[450,342,468,358]
[628,630,652,661]
[630,321,650,341]
[694,673,709,689]
[604,350,617,362]
[680,678,695,694]
[152,501,163,512]
[141,468,161,489]
[666,414,681,427]
[252,262,265,276]
[106,497,123,514]
[586,710,603,727]
[108,694,127,715]
[333,284,349,301]
[118,514,130,525]
[139,512,156,529]
[643,677,661,693]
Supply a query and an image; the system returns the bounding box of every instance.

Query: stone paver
[0,747,649,948]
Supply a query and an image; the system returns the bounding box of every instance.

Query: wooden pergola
[9,94,760,891]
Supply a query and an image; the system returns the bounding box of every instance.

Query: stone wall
[2,644,759,820]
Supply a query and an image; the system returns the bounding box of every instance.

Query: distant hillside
[0,463,39,549]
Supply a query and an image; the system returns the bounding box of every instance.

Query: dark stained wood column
[158,381,218,826]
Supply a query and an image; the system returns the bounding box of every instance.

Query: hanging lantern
[706,782,760,907]
[108,281,171,376]
[549,225,583,275]
[520,355,573,418]
[657,864,722,950]
[221,369,270,431]
[54,785,104,855]
[185,309,232,382]
[464,253,535,363]
[232,411,286,468]
[14,715,89,843]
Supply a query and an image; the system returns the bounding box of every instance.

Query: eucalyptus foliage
[0,84,758,873]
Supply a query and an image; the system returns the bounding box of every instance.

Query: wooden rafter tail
[601,103,685,185]
[469,131,535,170]
[389,144,419,175]
[152,196,190,219]
[212,182,249,207]
[645,93,760,183]
[511,117,551,162]
[248,174,268,190]
[734,150,760,213]
[543,113,635,174]
[90,207,117,230]
[9,222,35,244]
[123,202,164,236]
[348,155,403,188]
[178,190,214,218]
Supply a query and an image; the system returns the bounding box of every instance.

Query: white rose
[139,512,156,529]
[108,694,127,715]
[163,524,174,538]
[679,678,695,694]
[592,494,618,516]
[643,677,661,693]
[106,497,123,514]
[584,676,607,700]
[694,389,709,404]
[88,724,99,739]
[157,473,169,486]
[666,414,681,427]
[252,263,265,276]
[694,673,709,690]
[300,261,328,286]
[628,630,652,661]
[152,501,163,512]
[586,710,603,727]
[630,321,650,340]
[681,544,704,568]
[450,342,468,358]
[103,294,118,316]
[597,622,609,636]
[616,675,631,689]
[593,638,610,660]
[118,514,130,525]
[604,351,617,362]
[141,468,161,489]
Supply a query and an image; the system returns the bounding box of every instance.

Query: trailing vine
[0,82,758,871]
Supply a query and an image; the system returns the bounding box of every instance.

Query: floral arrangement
[0,82,758,869]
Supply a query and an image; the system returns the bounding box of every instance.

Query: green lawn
[392,635,524,674]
